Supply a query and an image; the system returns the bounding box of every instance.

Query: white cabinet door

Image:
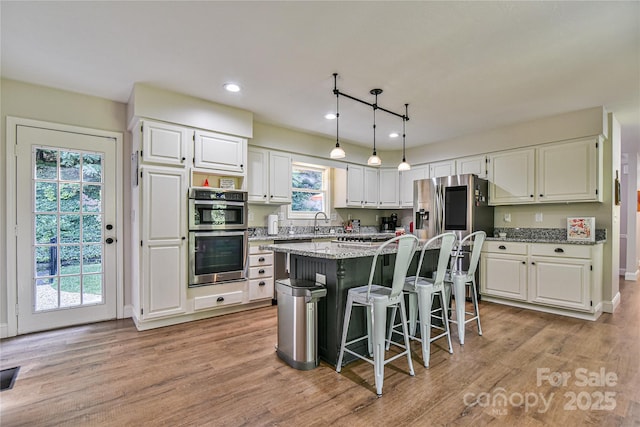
[429,160,455,178]
[529,256,591,311]
[480,253,528,301]
[399,165,428,208]
[537,138,600,202]
[488,148,535,205]
[363,167,379,206]
[194,130,246,174]
[247,148,269,202]
[247,147,291,204]
[141,166,187,319]
[142,120,190,167]
[269,151,292,203]
[456,155,487,178]
[346,164,365,206]
[378,168,399,208]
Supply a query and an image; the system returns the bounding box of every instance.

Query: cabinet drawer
[193,291,243,311]
[250,244,271,254]
[530,243,591,259]
[483,241,528,255]
[250,253,273,266]
[249,265,273,279]
[249,278,274,301]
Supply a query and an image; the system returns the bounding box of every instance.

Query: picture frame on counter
[567,217,595,242]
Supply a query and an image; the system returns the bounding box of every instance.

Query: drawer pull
[498,245,507,250]
[258,257,265,262]
[216,297,224,302]
[554,248,564,253]
[522,261,526,264]
[531,262,536,265]
[259,269,265,274]
[259,281,266,286]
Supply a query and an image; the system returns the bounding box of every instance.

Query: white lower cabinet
[249,246,275,301]
[481,241,603,318]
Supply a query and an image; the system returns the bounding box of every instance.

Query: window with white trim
[288,163,329,219]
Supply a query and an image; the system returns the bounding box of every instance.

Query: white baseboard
[0,323,8,339]
[602,292,621,313]
[619,268,626,276]
[624,270,639,281]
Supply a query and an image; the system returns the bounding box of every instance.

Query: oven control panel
[189,188,247,202]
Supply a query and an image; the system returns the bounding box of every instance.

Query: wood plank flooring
[1,278,639,426]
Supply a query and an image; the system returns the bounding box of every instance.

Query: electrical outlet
[375,214,379,222]
[315,273,326,285]
[348,213,352,220]
[278,212,284,220]
[535,212,543,222]
[248,212,254,221]
[331,213,337,221]
[504,213,511,223]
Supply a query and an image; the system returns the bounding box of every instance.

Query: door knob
[106,224,113,230]
[105,237,114,244]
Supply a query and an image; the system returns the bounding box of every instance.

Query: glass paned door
[16,125,117,334]
[33,148,105,311]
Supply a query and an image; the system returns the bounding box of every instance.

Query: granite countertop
[249,232,396,242]
[260,238,444,260]
[488,227,607,245]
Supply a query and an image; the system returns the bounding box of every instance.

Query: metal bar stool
[387,232,457,368]
[335,234,419,396]
[444,231,486,345]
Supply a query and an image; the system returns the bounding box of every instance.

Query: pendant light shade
[368,153,382,166]
[398,104,411,171]
[329,73,346,159]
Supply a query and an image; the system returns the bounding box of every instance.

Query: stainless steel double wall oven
[188,188,248,287]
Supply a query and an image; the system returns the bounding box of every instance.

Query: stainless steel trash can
[275,279,327,370]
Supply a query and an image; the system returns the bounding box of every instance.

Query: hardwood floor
[1,278,639,426]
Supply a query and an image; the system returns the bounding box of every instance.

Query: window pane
[60,151,81,181]
[83,274,103,304]
[35,214,57,244]
[60,245,81,275]
[82,184,102,212]
[291,191,323,212]
[60,214,80,243]
[60,183,81,212]
[292,169,322,190]
[35,182,58,212]
[82,215,102,243]
[35,149,58,180]
[35,245,56,278]
[36,278,59,311]
[83,153,102,183]
[60,276,81,307]
[83,245,102,274]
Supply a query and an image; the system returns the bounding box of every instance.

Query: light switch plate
[315,273,326,285]
[535,212,543,222]
[504,213,511,223]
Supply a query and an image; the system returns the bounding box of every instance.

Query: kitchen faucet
[314,211,329,234]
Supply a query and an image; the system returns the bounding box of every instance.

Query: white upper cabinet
[488,148,536,205]
[141,120,191,167]
[194,130,246,175]
[429,160,455,178]
[536,138,601,202]
[333,164,379,208]
[399,165,428,208]
[378,168,399,208]
[488,137,602,205]
[247,147,291,204]
[455,155,487,178]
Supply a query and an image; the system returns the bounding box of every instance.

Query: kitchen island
[261,240,444,366]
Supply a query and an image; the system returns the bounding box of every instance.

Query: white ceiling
[1,1,639,150]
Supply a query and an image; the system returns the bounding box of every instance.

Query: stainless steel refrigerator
[413,174,494,241]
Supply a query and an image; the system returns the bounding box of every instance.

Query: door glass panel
[60,183,81,212]
[32,147,105,312]
[35,182,58,211]
[35,149,58,180]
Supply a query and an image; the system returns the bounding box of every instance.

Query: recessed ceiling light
[389,132,399,138]
[324,113,337,120]
[223,83,241,93]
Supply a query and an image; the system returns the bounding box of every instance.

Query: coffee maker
[380,214,398,232]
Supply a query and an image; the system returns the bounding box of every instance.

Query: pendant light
[367,89,382,166]
[329,75,345,159]
[398,104,411,171]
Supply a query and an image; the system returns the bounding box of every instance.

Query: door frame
[5,116,124,337]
